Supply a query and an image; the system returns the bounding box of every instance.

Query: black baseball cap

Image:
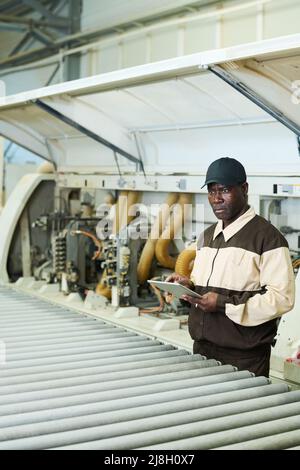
[201,157,247,188]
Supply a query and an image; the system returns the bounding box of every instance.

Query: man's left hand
[181,292,218,312]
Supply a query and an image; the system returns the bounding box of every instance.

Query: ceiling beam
[0,12,69,30]
[209,65,300,138]
[0,1,22,13]
[8,31,32,56]
[0,21,27,32]
[21,0,69,27]
[0,0,231,70]
[31,27,55,46]
[7,0,62,56]
[34,99,144,171]
[0,0,55,16]
[64,0,82,81]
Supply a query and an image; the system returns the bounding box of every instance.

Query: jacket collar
[213,206,256,242]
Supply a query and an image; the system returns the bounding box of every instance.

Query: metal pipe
[1,287,296,451]
[0,306,71,314]
[0,360,219,394]
[2,324,121,340]
[0,384,289,446]
[2,344,174,369]
[3,329,131,348]
[0,307,70,313]
[218,429,300,450]
[286,444,300,450]
[0,371,268,415]
[6,333,142,352]
[7,318,135,332]
[0,379,275,430]
[0,302,66,308]
[5,332,139,351]
[0,365,237,405]
[0,314,91,324]
[6,339,163,361]
[59,401,300,450]
[5,390,300,450]
[0,318,103,330]
[0,354,204,387]
[0,13,69,29]
[0,349,188,378]
[141,411,300,450]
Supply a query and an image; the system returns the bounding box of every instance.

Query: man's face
[207,182,248,224]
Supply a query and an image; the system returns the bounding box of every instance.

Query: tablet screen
[148,280,202,300]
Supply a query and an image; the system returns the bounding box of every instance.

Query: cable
[70,229,102,260]
[139,277,165,315]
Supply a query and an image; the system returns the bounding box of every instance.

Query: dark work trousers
[193,340,271,377]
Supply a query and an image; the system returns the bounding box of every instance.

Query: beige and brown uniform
[189,207,295,376]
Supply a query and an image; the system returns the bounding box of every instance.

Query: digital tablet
[148,280,202,300]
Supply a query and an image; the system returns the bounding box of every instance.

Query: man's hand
[165,273,194,290]
[164,273,194,305]
[181,292,218,312]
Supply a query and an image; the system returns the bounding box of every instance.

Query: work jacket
[189,207,295,350]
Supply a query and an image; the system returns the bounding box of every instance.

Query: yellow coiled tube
[137,193,179,284]
[175,244,196,277]
[95,269,112,299]
[155,193,193,269]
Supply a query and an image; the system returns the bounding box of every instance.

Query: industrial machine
[0,35,300,449]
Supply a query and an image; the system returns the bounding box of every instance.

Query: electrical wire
[139,277,165,315]
[70,229,102,260]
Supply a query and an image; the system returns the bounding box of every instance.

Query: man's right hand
[165,273,194,290]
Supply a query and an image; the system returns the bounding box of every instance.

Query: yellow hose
[175,243,196,277]
[155,193,193,269]
[137,193,179,284]
[127,191,142,225]
[112,190,128,235]
[95,269,111,299]
[292,258,300,269]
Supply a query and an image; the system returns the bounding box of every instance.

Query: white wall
[80,0,300,77]
[57,121,299,175]
[81,0,215,32]
[2,63,60,96]
[0,0,300,185]
[1,0,300,93]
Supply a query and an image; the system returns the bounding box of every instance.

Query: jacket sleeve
[216,246,295,326]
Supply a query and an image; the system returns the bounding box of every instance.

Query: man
[167,157,295,377]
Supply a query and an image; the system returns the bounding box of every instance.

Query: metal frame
[209,65,300,138]
[1,33,300,109]
[34,99,145,172]
[0,34,299,168]
[0,118,52,161]
[20,0,69,29]
[0,0,70,71]
[0,0,228,70]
